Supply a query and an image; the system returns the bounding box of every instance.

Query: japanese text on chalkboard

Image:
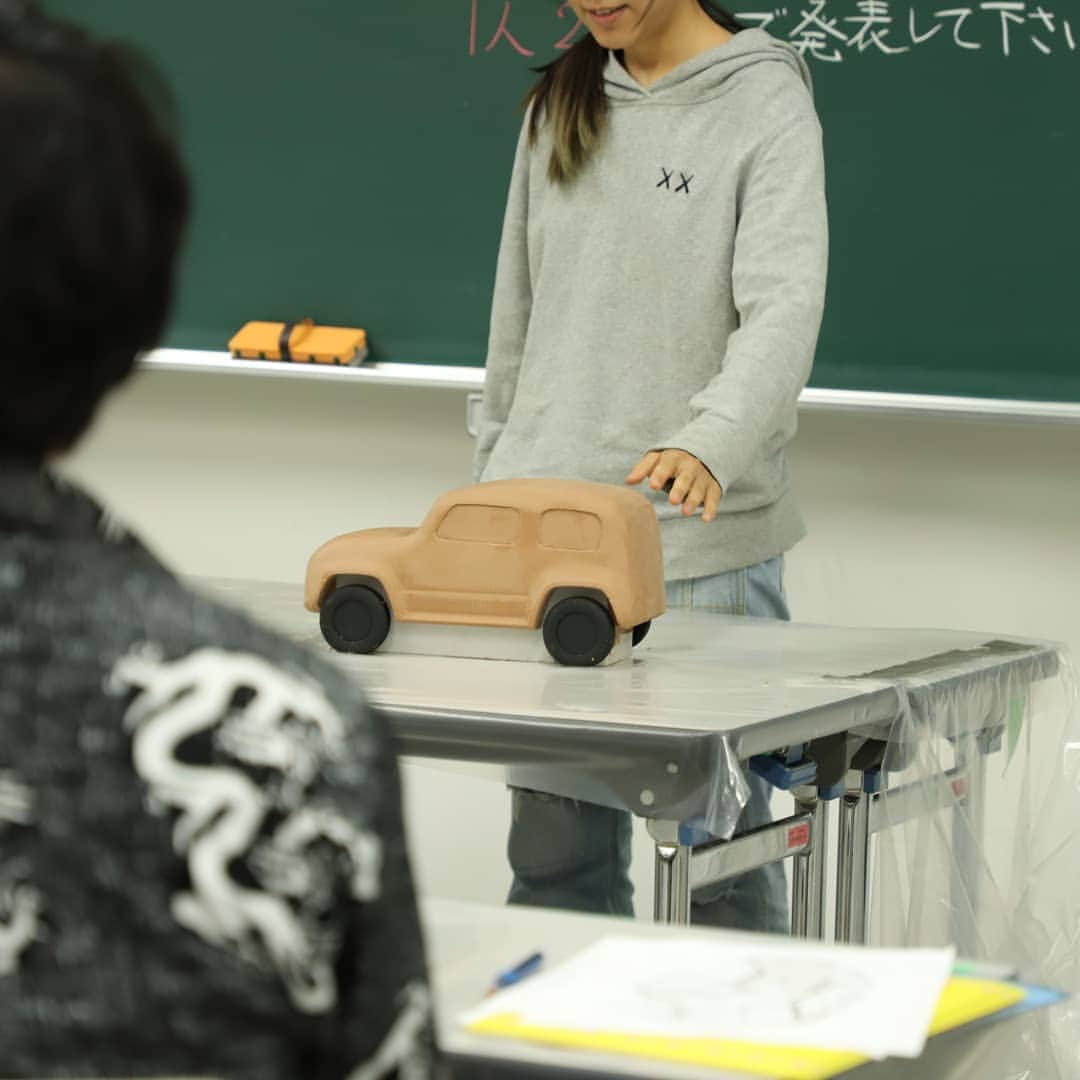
[467,0,1075,60]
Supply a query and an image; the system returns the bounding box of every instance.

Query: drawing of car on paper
[303,478,666,666]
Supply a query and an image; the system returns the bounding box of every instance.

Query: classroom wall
[62,369,1080,916]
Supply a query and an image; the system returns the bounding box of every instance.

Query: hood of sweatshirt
[603,27,813,104]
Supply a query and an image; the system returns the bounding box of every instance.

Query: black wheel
[320,585,390,654]
[542,596,615,666]
[632,620,651,647]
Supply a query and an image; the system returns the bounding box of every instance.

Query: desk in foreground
[425,898,1072,1080]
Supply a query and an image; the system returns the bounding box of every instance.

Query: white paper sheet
[462,935,956,1060]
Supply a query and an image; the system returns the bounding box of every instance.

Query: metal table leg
[836,786,859,942]
[849,781,872,943]
[836,766,882,944]
[647,820,692,925]
[792,787,830,939]
[791,790,816,937]
[808,795,830,939]
[650,810,815,928]
[654,840,692,925]
[950,730,994,957]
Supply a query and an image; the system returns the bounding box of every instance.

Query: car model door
[398,502,531,624]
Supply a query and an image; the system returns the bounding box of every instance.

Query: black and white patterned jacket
[0,464,438,1079]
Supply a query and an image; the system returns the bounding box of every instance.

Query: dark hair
[527,2,742,185]
[0,0,189,459]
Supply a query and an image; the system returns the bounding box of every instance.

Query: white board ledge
[140,348,1080,426]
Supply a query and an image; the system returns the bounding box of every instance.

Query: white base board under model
[379,619,632,666]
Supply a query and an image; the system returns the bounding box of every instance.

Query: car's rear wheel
[632,620,651,647]
[320,584,391,654]
[542,596,615,666]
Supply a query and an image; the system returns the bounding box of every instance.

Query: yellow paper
[466,976,1026,1080]
[927,976,1025,1036]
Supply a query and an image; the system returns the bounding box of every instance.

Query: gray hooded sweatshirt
[474,28,828,581]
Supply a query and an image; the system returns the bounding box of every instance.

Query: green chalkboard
[44,2,1080,401]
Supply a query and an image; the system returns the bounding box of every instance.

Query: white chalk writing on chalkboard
[466,0,1076,61]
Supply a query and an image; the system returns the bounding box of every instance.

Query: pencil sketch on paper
[463,935,955,1059]
[636,955,866,1027]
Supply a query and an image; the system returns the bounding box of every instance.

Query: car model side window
[538,509,602,552]
[436,505,520,544]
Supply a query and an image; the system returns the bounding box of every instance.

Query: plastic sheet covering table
[199,577,1079,1064]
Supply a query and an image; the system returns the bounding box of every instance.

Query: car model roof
[435,478,652,517]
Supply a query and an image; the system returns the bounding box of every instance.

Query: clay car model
[304,478,666,666]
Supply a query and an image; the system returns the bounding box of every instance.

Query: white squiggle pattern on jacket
[0,882,42,976]
[347,981,433,1080]
[0,773,41,976]
[0,772,33,827]
[111,646,383,1014]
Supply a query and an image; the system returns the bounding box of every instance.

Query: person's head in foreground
[0,4,437,1077]
[0,0,187,462]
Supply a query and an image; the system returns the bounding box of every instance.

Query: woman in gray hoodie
[475,0,829,932]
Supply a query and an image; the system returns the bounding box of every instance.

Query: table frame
[380,651,1054,941]
[204,580,1059,942]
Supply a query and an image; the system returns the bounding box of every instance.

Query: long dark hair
[526,2,743,184]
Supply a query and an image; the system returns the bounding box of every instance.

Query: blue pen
[488,950,544,995]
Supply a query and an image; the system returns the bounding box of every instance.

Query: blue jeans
[507,557,791,933]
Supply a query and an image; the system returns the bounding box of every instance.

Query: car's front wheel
[320,584,391,654]
[542,596,615,666]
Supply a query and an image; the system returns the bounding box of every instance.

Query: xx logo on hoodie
[657,167,693,195]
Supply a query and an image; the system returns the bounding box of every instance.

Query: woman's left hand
[625,449,723,523]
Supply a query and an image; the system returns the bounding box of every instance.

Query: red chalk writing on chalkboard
[468,1,583,57]
[469,0,533,56]
[554,3,587,50]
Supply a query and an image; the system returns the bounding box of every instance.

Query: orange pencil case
[229,319,368,365]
